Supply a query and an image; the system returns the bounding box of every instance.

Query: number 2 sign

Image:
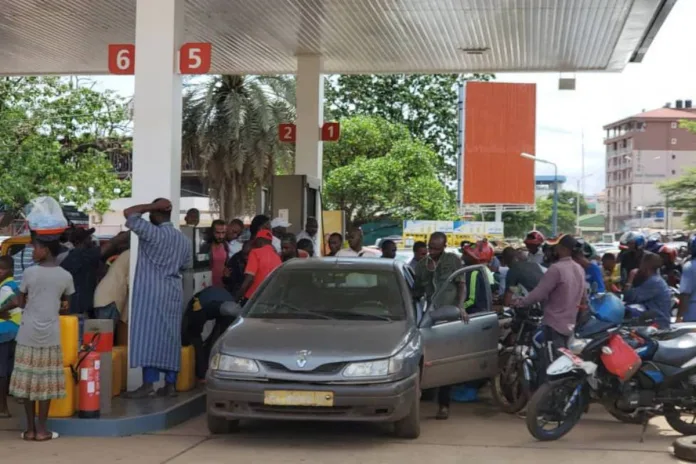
[108,44,136,75]
[278,123,296,143]
[179,43,212,74]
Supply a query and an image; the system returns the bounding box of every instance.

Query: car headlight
[568,338,591,355]
[209,353,260,373]
[342,336,419,378]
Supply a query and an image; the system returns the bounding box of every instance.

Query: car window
[246,268,406,321]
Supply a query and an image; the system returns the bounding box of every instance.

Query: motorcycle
[491,305,543,413]
[526,319,696,441]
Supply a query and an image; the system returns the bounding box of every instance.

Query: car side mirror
[219,301,243,318]
[429,305,462,324]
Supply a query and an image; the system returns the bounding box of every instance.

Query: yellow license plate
[263,390,334,407]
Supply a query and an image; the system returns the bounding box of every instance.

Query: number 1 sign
[108,44,136,75]
[321,122,341,142]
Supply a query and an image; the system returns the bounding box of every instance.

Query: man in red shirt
[237,229,281,302]
[208,220,229,288]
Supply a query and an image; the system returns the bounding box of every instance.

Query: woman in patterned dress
[10,237,74,441]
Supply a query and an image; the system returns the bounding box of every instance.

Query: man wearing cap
[270,217,290,253]
[514,234,585,368]
[237,229,282,303]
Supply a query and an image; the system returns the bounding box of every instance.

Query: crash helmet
[524,230,545,247]
[689,235,696,258]
[619,231,646,250]
[646,238,664,254]
[573,238,596,259]
[658,245,678,263]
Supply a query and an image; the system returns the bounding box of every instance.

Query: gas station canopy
[0,0,675,75]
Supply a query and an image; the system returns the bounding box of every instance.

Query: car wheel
[207,413,240,435]
[393,375,421,439]
[673,436,696,462]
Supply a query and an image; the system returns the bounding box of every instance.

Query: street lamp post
[521,153,558,236]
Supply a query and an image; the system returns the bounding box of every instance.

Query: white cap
[271,217,291,228]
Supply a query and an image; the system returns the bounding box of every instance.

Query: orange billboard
[462,82,536,205]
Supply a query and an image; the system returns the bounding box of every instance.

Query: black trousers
[539,325,570,384]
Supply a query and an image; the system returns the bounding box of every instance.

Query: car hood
[218,318,413,370]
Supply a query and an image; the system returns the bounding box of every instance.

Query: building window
[674,212,684,217]
[672,122,678,129]
[672,170,676,175]
[671,138,677,145]
[673,154,677,160]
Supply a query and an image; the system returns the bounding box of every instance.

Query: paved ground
[0,397,685,463]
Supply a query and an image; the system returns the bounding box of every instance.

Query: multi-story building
[604,100,696,231]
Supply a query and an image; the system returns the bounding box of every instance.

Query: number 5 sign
[108,44,135,75]
[179,43,212,74]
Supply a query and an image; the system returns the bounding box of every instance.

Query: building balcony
[109,152,202,177]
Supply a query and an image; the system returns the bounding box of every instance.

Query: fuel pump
[180,226,212,305]
[264,174,321,236]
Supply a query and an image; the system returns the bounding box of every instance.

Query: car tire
[207,414,240,435]
[673,437,696,462]
[393,375,421,439]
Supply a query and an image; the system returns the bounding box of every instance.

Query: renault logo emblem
[296,350,311,368]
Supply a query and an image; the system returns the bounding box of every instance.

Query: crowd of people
[2,197,694,441]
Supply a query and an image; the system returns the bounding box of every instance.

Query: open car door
[419,264,500,390]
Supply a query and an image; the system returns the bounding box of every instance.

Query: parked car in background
[206,258,499,439]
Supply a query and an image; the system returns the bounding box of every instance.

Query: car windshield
[246,268,406,321]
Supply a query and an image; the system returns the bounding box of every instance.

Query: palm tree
[183,75,295,219]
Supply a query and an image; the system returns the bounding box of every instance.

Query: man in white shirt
[336,226,376,257]
[297,217,319,255]
[270,217,290,253]
[226,219,245,257]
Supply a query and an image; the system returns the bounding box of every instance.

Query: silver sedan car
[206,258,499,439]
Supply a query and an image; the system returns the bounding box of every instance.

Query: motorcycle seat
[576,317,616,338]
[654,333,696,367]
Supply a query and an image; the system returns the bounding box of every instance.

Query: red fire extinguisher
[72,333,102,419]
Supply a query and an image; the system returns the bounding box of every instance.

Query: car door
[419,265,500,390]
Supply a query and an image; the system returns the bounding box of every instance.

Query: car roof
[280,257,404,272]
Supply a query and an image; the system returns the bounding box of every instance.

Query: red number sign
[179,43,212,74]
[108,44,135,75]
[278,123,296,143]
[321,122,341,142]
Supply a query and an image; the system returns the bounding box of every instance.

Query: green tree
[325,73,494,179]
[323,117,455,224]
[659,120,696,226]
[182,75,295,218]
[501,191,589,238]
[0,77,130,214]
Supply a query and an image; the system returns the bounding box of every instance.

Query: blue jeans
[142,367,177,385]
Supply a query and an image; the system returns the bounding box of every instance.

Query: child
[602,253,621,293]
[0,256,20,418]
[10,238,74,441]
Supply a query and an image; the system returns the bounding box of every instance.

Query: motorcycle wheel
[665,405,696,435]
[491,351,528,413]
[526,378,585,441]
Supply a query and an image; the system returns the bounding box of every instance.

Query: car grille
[249,403,351,416]
[260,361,347,375]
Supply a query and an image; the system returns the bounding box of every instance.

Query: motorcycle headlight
[343,337,419,378]
[209,353,260,373]
[568,338,591,355]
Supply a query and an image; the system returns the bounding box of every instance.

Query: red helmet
[524,231,545,246]
[659,245,677,263]
[476,241,494,263]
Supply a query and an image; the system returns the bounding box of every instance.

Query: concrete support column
[126,0,184,389]
[294,55,324,180]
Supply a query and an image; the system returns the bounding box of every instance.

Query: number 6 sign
[179,43,212,74]
[108,44,135,75]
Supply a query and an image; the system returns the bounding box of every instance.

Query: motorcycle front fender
[547,354,597,380]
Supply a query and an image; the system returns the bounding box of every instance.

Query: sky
[89,0,696,197]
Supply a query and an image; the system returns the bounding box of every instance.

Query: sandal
[35,431,59,442]
[20,431,35,441]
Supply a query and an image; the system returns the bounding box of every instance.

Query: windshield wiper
[267,302,336,320]
[327,310,394,321]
